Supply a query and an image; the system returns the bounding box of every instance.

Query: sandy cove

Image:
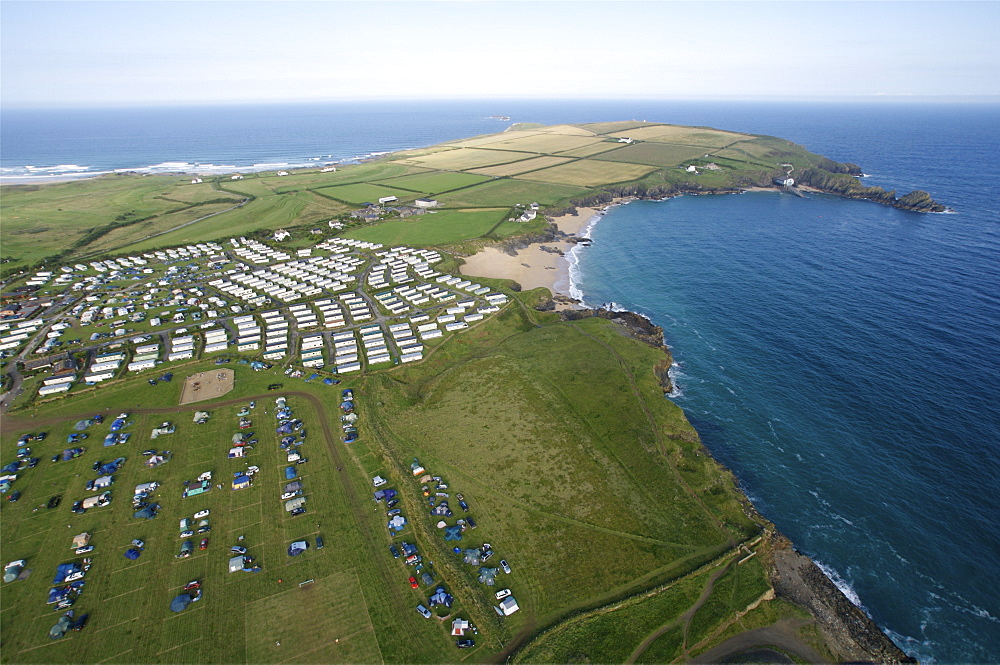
[459,205,613,303]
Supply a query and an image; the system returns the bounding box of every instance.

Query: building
[414,198,438,208]
[775,176,795,187]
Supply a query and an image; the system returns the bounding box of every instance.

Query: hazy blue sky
[2,1,997,107]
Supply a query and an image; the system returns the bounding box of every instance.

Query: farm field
[311,183,415,205]
[341,208,508,247]
[473,133,603,155]
[396,148,531,171]
[515,160,657,187]
[375,171,492,195]
[433,178,591,208]
[593,142,712,168]
[467,156,575,177]
[605,124,750,146]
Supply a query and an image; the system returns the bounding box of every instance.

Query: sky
[2,0,998,108]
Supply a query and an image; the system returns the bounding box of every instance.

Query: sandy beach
[460,205,607,304]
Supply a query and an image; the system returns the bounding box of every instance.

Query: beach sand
[460,206,604,304]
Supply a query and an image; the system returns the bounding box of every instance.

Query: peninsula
[0,121,920,663]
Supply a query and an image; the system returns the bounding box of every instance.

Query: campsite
[0,299,785,664]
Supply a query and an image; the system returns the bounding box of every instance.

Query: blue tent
[340,401,354,411]
[53,563,81,583]
[134,505,158,519]
[170,594,193,612]
[284,466,297,480]
[323,378,334,385]
[47,587,70,604]
[125,548,141,560]
[287,541,309,557]
[444,525,463,541]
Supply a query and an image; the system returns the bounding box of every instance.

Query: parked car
[495,588,512,600]
[416,604,432,619]
[408,576,418,589]
[316,536,324,549]
[75,545,94,555]
[7,491,21,502]
[500,560,511,574]
[230,546,247,555]
[456,639,475,649]
[199,538,209,550]
[389,545,400,559]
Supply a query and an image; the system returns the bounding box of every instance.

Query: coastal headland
[0,121,923,663]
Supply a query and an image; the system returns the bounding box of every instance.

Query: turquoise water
[3,100,997,661]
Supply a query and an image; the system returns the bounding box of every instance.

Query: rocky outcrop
[797,168,946,212]
[771,540,916,663]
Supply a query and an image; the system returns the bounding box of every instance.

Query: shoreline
[459,200,633,308]
[461,191,915,662]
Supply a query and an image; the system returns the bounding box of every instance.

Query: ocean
[3,100,998,662]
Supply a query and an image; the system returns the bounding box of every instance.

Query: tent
[444,525,463,541]
[287,541,309,557]
[124,548,141,560]
[284,466,297,480]
[340,400,354,412]
[228,448,245,458]
[283,481,303,493]
[193,412,210,423]
[232,433,246,444]
[133,505,158,519]
[74,420,91,431]
[146,453,170,468]
[284,497,306,512]
[170,594,193,613]
[53,563,83,583]
[389,515,407,531]
[228,555,246,573]
[72,533,91,548]
[47,586,71,604]
[49,613,73,640]
[4,560,25,583]
[232,475,251,490]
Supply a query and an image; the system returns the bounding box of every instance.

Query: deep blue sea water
[3,100,998,662]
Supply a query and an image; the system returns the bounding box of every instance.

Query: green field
[434,179,591,208]
[376,171,492,194]
[313,183,416,205]
[342,208,508,246]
